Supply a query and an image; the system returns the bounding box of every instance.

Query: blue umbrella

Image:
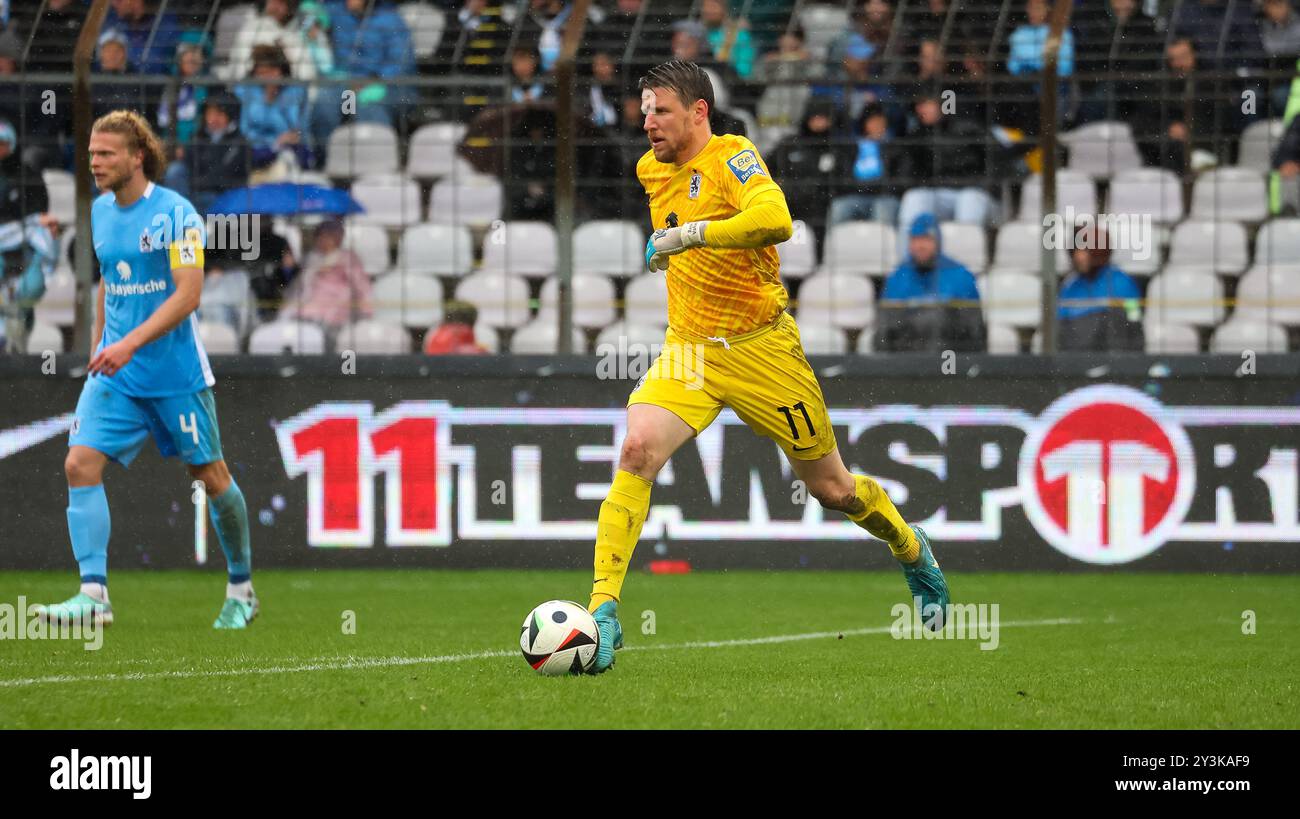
[208,183,365,216]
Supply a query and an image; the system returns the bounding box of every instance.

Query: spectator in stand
[509,45,547,104]
[323,0,416,129]
[699,0,757,80]
[103,0,181,75]
[910,0,949,45]
[234,43,309,182]
[1004,0,1074,134]
[424,300,488,355]
[770,99,843,251]
[24,0,85,74]
[895,87,996,251]
[279,218,373,333]
[819,0,896,120]
[1260,0,1300,111]
[581,50,622,129]
[164,93,251,214]
[0,120,57,352]
[1136,38,1223,175]
[248,215,299,319]
[222,0,324,86]
[828,101,904,227]
[156,39,209,153]
[912,38,957,96]
[1058,224,1143,352]
[517,0,572,74]
[1170,0,1265,71]
[1074,0,1161,126]
[875,213,986,353]
[1270,114,1300,211]
[755,26,823,84]
[0,29,65,170]
[93,29,152,122]
[669,20,742,94]
[584,0,674,73]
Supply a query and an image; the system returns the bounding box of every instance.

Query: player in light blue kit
[33,111,257,630]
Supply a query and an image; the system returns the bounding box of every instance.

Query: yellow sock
[845,474,919,563]
[588,469,653,612]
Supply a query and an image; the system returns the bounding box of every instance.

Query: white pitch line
[0,618,1084,690]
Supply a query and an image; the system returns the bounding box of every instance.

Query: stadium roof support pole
[1038,0,1073,355]
[72,0,111,356]
[553,0,594,355]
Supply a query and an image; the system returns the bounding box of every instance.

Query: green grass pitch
[1,569,1296,729]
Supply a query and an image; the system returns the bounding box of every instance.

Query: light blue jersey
[92,181,213,398]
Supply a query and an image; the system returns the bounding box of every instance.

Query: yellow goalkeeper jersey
[637,133,790,340]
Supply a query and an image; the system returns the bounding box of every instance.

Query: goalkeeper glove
[645,221,708,272]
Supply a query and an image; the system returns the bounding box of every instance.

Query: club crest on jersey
[689,171,702,199]
[139,229,155,253]
[726,149,765,184]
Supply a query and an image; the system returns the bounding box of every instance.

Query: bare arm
[91,279,105,358]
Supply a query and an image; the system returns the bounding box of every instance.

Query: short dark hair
[638,60,715,115]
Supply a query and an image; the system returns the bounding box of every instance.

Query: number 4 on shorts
[179,411,199,445]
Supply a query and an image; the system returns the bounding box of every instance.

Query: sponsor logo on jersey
[726,149,765,184]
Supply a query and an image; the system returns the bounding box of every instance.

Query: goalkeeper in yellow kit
[585,61,950,673]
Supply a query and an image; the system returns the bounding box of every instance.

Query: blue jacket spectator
[327,0,415,79]
[1058,232,1144,351]
[104,0,182,75]
[233,44,308,168]
[876,213,986,351]
[1007,0,1074,76]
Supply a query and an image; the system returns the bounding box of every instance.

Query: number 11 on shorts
[777,401,816,440]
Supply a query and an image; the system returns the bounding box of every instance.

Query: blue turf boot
[900,526,950,630]
[587,601,623,674]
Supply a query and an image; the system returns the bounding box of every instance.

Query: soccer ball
[520,600,600,676]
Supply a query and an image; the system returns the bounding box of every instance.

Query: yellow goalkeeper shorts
[627,311,836,461]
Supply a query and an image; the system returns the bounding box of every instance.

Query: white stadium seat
[776,220,818,279]
[987,323,1021,354]
[1107,235,1162,278]
[395,223,474,278]
[992,222,1068,273]
[508,317,588,354]
[822,221,896,276]
[406,122,467,180]
[1062,120,1143,179]
[1106,167,1184,224]
[1017,170,1097,223]
[25,322,64,354]
[455,271,532,328]
[1236,118,1285,173]
[1232,264,1300,326]
[427,173,503,227]
[1189,167,1269,223]
[325,122,401,179]
[371,273,444,329]
[399,2,446,59]
[797,4,852,58]
[197,320,240,354]
[1210,319,1288,353]
[538,274,618,329]
[1143,320,1201,354]
[480,221,558,278]
[980,270,1043,328]
[43,169,75,225]
[795,323,848,354]
[337,318,412,353]
[1252,218,1300,268]
[796,272,875,330]
[573,220,646,278]
[248,321,327,354]
[349,173,423,227]
[1165,220,1249,276]
[623,273,669,327]
[594,321,667,350]
[939,222,988,274]
[342,221,392,276]
[471,322,501,353]
[33,271,77,328]
[1145,267,1225,327]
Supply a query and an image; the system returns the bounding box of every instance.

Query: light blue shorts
[69,376,224,467]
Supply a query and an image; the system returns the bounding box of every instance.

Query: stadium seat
[1252,218,1300,268]
[33,271,76,328]
[213,4,256,63]
[371,272,444,329]
[349,173,423,228]
[1232,264,1300,326]
[856,327,873,353]
[987,323,1021,354]
[427,174,503,227]
[537,274,617,329]
[980,270,1043,328]
[406,122,468,180]
[1210,319,1288,353]
[399,2,446,59]
[939,222,987,274]
[248,320,327,354]
[796,272,875,330]
[1061,120,1143,179]
[1106,167,1185,224]
[1107,237,1162,278]
[798,4,852,58]
[776,220,818,279]
[480,221,558,278]
[1165,220,1249,277]
[471,322,500,353]
[702,67,729,110]
[822,221,896,277]
[756,125,797,155]
[992,222,1068,273]
[1143,320,1201,354]
[42,169,75,225]
[1017,170,1097,223]
[396,223,474,278]
[325,122,401,179]
[623,273,669,326]
[1145,267,1225,327]
[573,220,646,278]
[1236,118,1285,173]
[197,320,240,354]
[1189,167,1269,224]
[508,317,588,354]
[594,321,667,351]
[795,323,848,354]
[337,318,412,353]
[24,322,63,354]
[342,221,392,276]
[757,85,810,128]
[725,107,758,140]
[199,268,253,339]
[455,271,532,328]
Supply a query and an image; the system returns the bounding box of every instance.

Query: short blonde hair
[91,109,167,181]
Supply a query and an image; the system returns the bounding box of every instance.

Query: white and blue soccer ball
[520,600,599,676]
